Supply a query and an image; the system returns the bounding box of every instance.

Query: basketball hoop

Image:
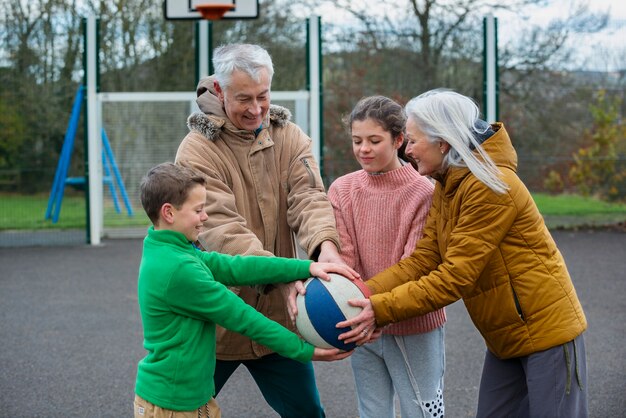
[195,3,235,20]
[164,0,258,20]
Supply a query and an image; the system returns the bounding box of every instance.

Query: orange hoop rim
[195,3,236,20]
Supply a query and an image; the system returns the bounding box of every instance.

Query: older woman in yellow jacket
[338,89,588,417]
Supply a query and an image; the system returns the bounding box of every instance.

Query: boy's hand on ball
[312,347,353,361]
[309,262,360,282]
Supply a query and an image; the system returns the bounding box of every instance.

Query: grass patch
[0,193,149,231]
[1,192,624,232]
[532,193,626,215]
[533,193,626,229]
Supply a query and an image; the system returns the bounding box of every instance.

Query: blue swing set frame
[45,86,133,223]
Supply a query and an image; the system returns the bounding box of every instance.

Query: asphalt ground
[0,229,624,417]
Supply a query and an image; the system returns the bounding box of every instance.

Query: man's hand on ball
[286,281,304,323]
[309,262,360,281]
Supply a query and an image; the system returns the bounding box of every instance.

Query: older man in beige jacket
[175,43,343,418]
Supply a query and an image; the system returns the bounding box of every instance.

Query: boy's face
[170,184,208,242]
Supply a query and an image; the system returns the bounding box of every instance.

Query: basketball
[295,273,371,351]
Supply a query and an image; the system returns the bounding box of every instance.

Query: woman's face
[351,118,403,174]
[405,117,447,176]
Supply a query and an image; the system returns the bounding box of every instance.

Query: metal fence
[1,13,624,247]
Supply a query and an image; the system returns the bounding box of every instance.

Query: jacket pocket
[300,157,316,188]
[510,284,525,321]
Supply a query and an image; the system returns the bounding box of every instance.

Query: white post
[198,20,210,79]
[294,97,309,134]
[307,16,321,166]
[86,15,102,245]
[484,14,497,123]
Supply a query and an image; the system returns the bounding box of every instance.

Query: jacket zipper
[511,285,525,321]
[300,157,316,187]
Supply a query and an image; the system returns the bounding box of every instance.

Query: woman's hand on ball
[336,299,377,345]
[309,262,360,282]
[312,347,353,361]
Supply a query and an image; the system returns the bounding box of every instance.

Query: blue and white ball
[295,273,371,351]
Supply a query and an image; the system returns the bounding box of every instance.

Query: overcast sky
[498,0,625,71]
[311,0,625,72]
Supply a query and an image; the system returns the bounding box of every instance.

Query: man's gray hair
[212,43,274,90]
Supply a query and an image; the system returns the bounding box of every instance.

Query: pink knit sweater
[328,163,446,335]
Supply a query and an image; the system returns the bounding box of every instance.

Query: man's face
[215,68,271,131]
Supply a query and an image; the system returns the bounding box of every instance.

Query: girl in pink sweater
[328,96,446,418]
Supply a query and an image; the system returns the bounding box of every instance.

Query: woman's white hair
[212,43,274,90]
[405,89,509,194]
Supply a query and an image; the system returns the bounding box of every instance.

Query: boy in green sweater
[134,162,357,418]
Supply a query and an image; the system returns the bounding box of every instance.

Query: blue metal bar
[102,150,121,213]
[46,86,85,223]
[101,129,134,216]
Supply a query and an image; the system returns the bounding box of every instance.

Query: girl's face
[405,117,448,176]
[351,118,403,174]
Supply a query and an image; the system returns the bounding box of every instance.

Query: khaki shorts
[134,394,221,418]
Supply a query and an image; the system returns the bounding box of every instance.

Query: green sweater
[135,227,315,411]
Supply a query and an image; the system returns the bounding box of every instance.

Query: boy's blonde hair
[140,162,206,225]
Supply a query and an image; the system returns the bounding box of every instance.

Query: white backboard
[164,0,259,20]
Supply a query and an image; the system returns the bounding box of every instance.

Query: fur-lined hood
[187,75,292,141]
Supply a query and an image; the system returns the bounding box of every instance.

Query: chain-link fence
[1,7,625,247]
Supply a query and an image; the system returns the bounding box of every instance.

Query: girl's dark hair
[343,95,416,169]
[343,95,406,139]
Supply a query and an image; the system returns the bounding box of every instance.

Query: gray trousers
[476,333,587,418]
[351,327,446,418]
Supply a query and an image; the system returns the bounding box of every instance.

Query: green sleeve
[166,260,314,362]
[197,252,313,286]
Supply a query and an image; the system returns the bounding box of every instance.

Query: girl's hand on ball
[309,262,360,281]
[312,347,353,361]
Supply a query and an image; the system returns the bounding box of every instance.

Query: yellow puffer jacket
[367,123,587,359]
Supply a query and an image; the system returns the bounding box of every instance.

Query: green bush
[569,90,626,202]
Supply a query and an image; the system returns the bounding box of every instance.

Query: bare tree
[294,0,611,184]
[0,0,617,192]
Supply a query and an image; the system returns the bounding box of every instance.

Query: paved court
[0,229,624,417]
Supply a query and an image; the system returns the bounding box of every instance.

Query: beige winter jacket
[175,76,340,360]
[367,124,587,359]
